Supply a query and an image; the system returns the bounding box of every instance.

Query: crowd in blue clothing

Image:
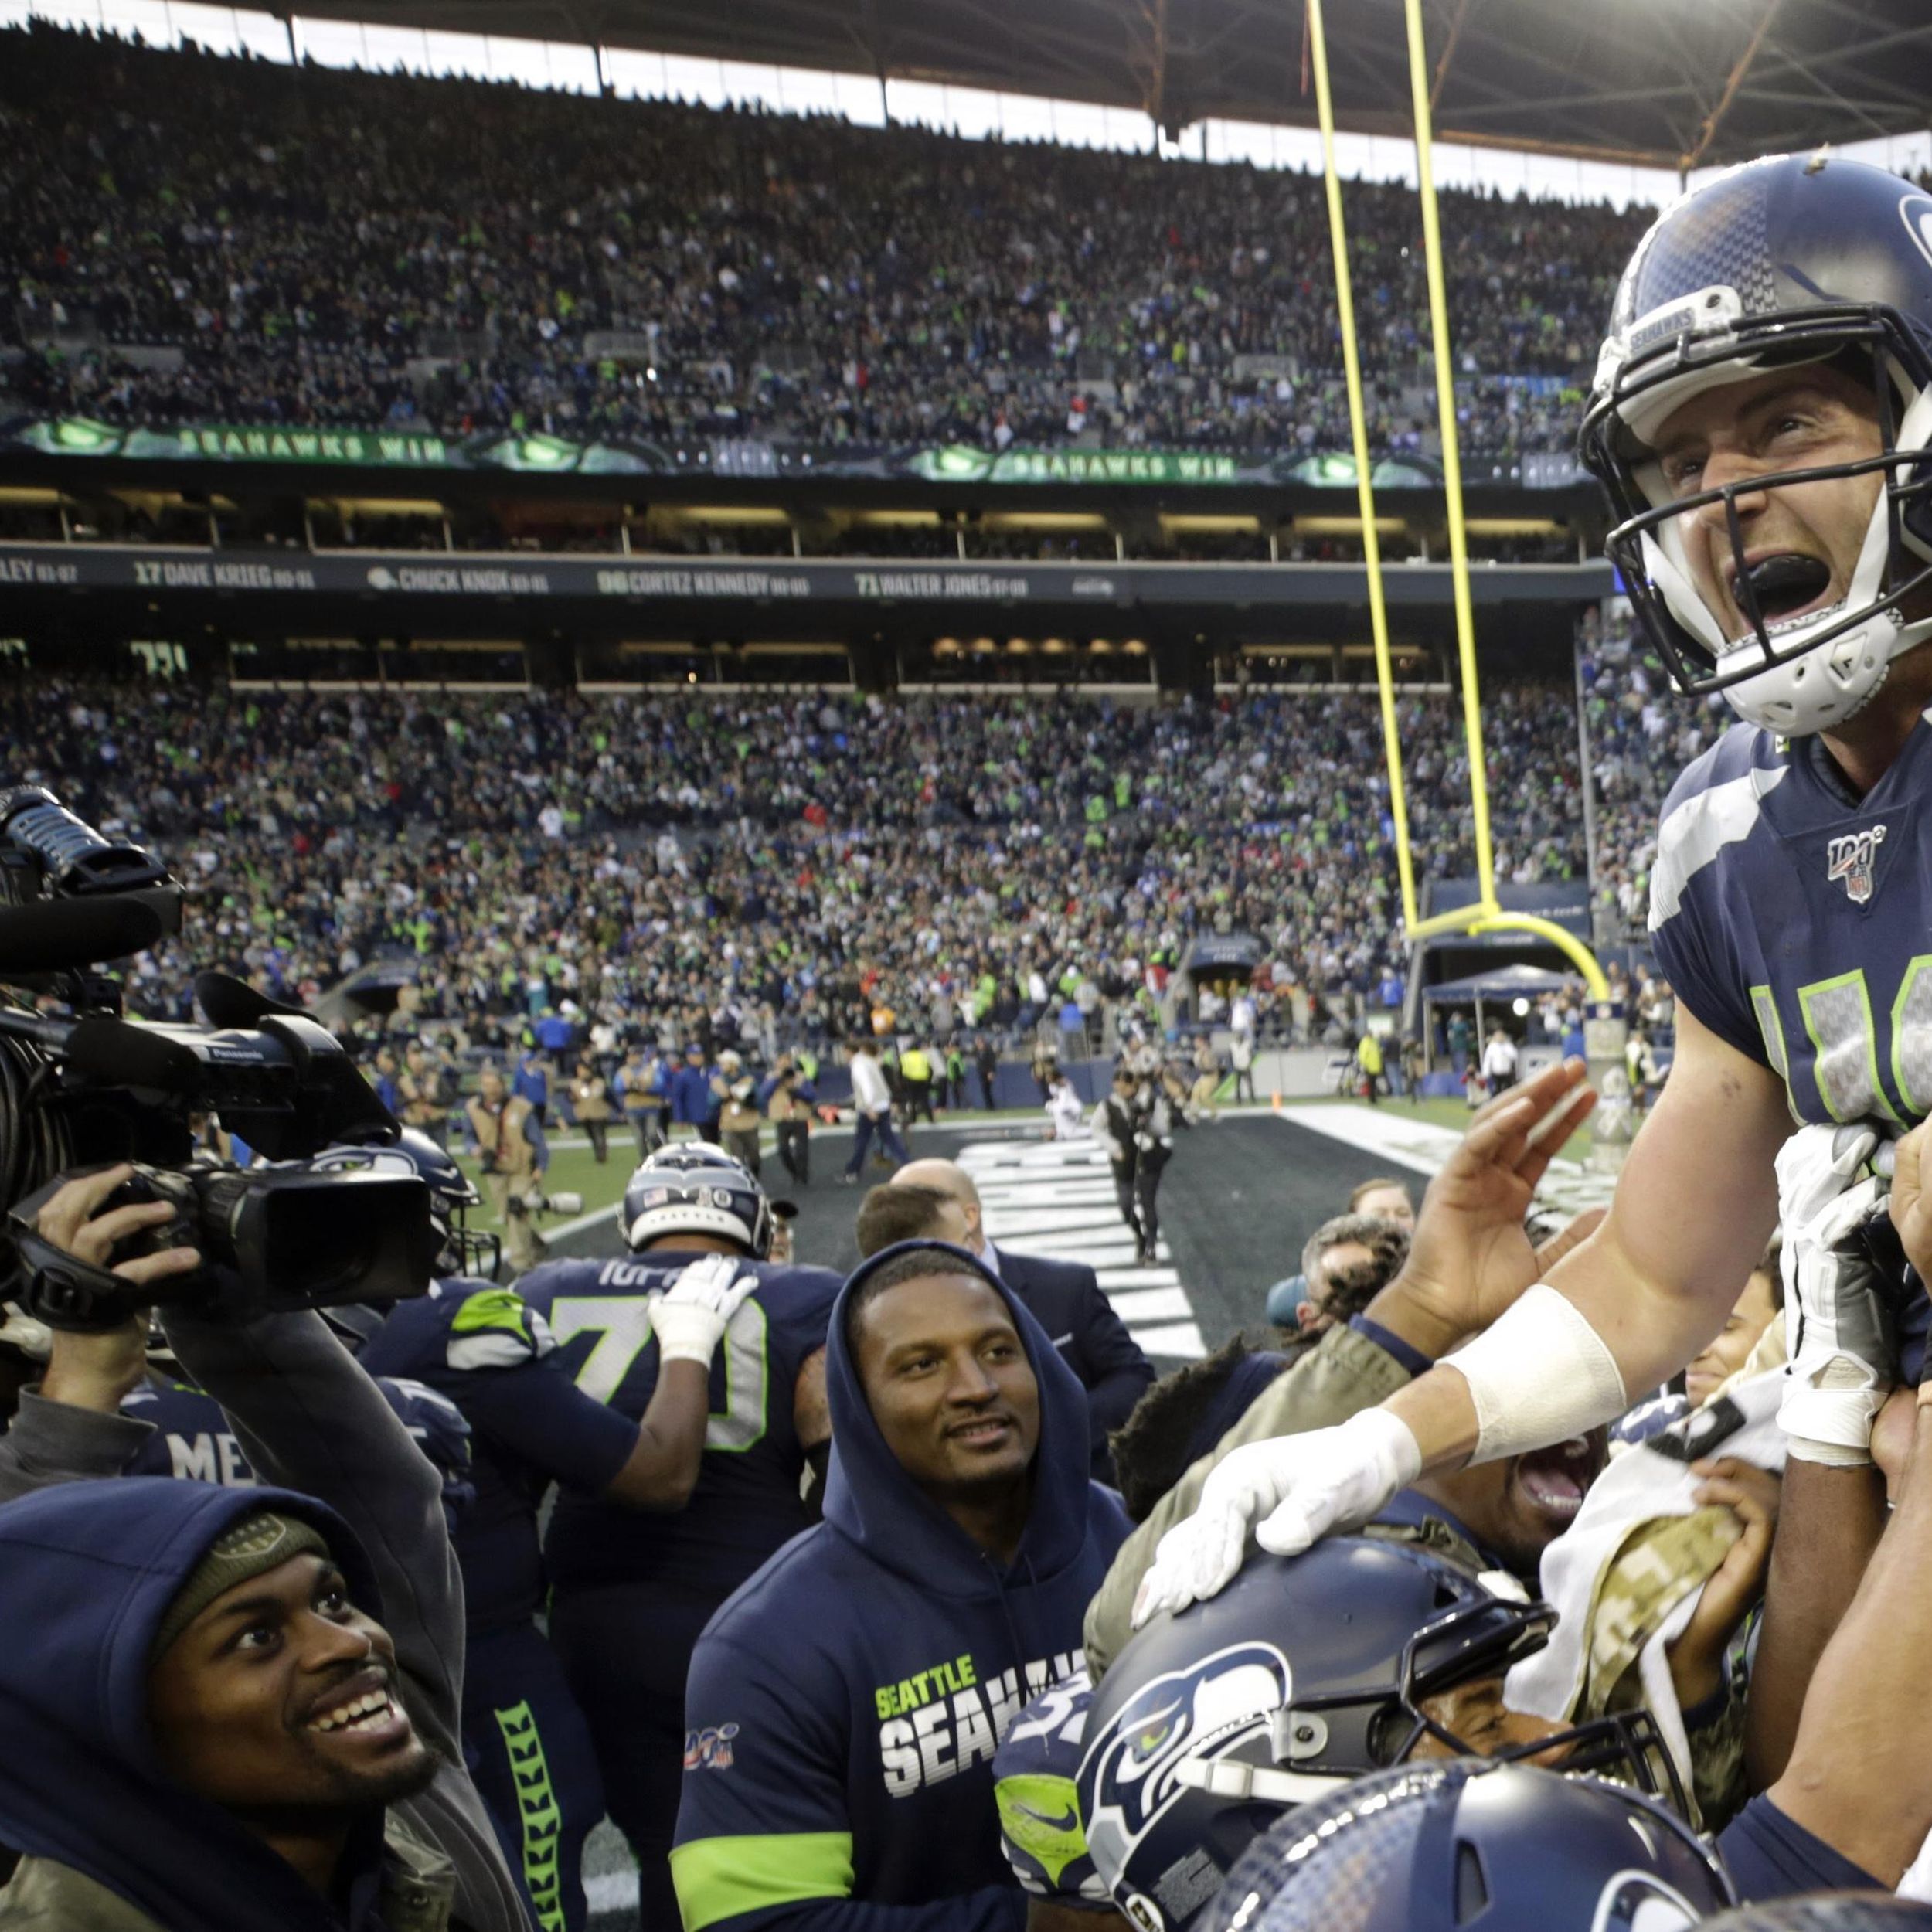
[9,662,1692,1065]
[3,22,1638,461]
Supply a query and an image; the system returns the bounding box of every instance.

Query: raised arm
[1742,1455,1886,1791]
[0,1168,205,1502]
[1126,1063,1611,1631]
[1383,1010,1787,1483]
[1748,1118,1932,1876]
[1136,1027,1794,1622]
[446,1261,759,1512]
[1753,1388,1932,1883]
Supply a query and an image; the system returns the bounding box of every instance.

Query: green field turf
[451,1089,1596,1237]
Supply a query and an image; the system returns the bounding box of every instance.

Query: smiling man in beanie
[671,1240,1129,1932]
[0,1483,471,1930]
[0,1165,532,1931]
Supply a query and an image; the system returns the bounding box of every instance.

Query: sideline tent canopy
[1423,964,1581,1005]
[1423,962,1581,1053]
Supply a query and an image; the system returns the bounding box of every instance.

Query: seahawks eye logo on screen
[1079,1644,1288,1873]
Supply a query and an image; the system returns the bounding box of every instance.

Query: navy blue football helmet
[1700,1904,1932,1931]
[307,1128,499,1281]
[1581,155,1932,735]
[1078,1537,1681,1932]
[1204,1760,1732,1932]
[622,1141,772,1258]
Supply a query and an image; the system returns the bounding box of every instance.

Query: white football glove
[651,1253,759,1366]
[1777,1123,1897,1465]
[1131,1407,1422,1627]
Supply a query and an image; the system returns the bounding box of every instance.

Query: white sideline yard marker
[1271,1103,1615,1217]
[959,1136,1205,1361]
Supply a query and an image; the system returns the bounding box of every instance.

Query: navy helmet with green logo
[1206,1760,1731,1932]
[308,1128,498,1281]
[1078,1536,1682,1932]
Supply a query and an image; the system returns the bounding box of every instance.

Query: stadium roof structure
[294,0,1932,171]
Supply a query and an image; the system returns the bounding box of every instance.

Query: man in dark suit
[855,1161,1155,1484]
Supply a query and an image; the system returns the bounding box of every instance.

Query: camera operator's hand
[36,1165,202,1290]
[32,1165,199,1412]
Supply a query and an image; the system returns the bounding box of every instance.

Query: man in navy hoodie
[0,1163,532,1932]
[672,1239,1130,1932]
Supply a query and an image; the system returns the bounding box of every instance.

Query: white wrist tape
[1784,1434,1874,1468]
[1442,1285,1629,1466]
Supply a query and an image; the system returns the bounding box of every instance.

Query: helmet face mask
[1580,156,1932,736]
[1394,1597,1688,1813]
[444,1217,503,1283]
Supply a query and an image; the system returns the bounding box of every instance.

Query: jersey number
[546,1296,769,1451]
[1760,958,1932,1124]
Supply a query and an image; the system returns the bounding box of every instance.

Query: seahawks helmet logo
[1590,1871,1703,1932]
[1899,193,1932,275]
[1079,1643,1289,1886]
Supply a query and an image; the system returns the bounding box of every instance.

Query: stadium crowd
[12,48,1932,1932]
[1,664,1692,1047]
[2,22,1633,461]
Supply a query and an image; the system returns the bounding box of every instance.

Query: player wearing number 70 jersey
[1131,157,1932,1654]
[516,1143,842,1932]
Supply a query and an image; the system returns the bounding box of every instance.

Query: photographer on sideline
[468,1064,548,1274]
[0,1164,534,1931]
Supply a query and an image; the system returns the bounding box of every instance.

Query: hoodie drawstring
[984,1548,1048,1699]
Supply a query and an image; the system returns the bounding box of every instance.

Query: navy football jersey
[355,1277,639,1629]
[518,1250,842,1599]
[1651,716,1932,1127]
[123,1371,476,1532]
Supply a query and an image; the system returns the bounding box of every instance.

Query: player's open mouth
[1513,1438,1597,1520]
[304,1672,411,1747]
[1726,551,1836,631]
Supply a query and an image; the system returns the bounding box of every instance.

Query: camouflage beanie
[151,1511,331,1662]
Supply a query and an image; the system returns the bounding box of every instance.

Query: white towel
[1504,1359,1787,1794]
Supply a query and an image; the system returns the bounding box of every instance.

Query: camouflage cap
[151,1511,332,1662]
